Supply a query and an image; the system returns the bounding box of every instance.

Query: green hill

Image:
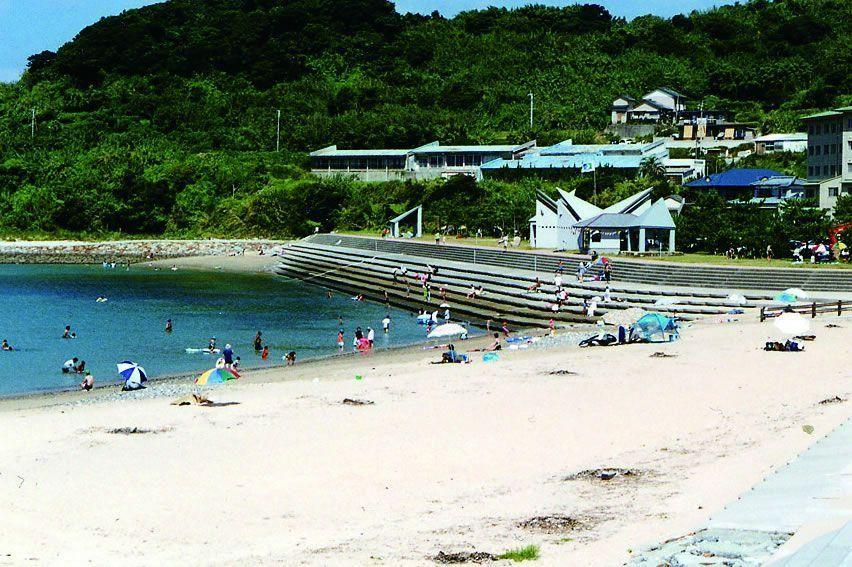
[0,0,849,236]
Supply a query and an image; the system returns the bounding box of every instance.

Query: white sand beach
[0,316,849,565]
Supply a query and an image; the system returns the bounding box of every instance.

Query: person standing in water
[208,337,217,351]
[382,315,391,334]
[62,325,76,339]
[367,327,375,346]
[223,344,234,368]
[337,330,345,352]
[261,345,269,360]
[165,319,173,333]
[253,331,263,353]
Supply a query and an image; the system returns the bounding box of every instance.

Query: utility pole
[276,109,281,152]
[31,108,35,139]
[528,93,534,129]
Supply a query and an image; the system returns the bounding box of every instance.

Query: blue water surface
[0,264,437,396]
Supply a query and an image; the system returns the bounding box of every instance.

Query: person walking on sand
[165,319,173,333]
[253,331,263,353]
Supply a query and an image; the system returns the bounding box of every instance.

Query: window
[828,187,839,197]
[808,124,814,134]
[808,166,813,176]
[831,123,837,133]
[831,144,837,154]
[816,124,821,135]
[809,146,815,156]
[824,144,829,154]
[848,163,852,174]
[823,165,829,176]
[816,145,822,155]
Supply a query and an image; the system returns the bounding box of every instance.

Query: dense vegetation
[0,0,850,244]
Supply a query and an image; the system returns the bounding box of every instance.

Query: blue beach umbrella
[117,361,148,388]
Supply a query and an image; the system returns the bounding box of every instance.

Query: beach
[1,308,849,565]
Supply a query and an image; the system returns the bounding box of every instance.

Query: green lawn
[642,253,852,269]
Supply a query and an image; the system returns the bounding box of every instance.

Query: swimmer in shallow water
[1,339,13,351]
[62,325,76,339]
[165,319,173,333]
[208,337,217,351]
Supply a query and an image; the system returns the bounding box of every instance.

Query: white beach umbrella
[773,312,810,336]
[428,323,468,338]
[782,288,809,299]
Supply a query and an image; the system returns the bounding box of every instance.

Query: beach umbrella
[783,288,809,299]
[117,361,147,387]
[726,293,747,305]
[428,323,468,338]
[195,367,240,386]
[773,312,810,336]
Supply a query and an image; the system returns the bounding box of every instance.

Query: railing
[760,301,849,322]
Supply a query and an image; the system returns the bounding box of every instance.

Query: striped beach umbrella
[117,361,147,388]
[195,367,240,386]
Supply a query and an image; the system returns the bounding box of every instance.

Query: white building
[529,188,670,253]
[753,133,807,155]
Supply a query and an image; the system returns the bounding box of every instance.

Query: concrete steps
[305,234,852,293]
[276,242,767,327]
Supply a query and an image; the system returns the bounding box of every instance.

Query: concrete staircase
[304,234,852,294]
[275,240,783,329]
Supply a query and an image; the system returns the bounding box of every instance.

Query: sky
[0,0,732,82]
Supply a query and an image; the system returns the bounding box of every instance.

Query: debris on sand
[564,468,644,481]
[519,514,583,533]
[432,550,498,564]
[342,398,375,406]
[818,396,846,405]
[105,427,170,435]
[171,394,214,406]
[650,352,676,358]
[825,323,842,328]
[548,369,578,376]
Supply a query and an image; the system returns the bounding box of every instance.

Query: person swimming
[62,325,77,339]
[165,319,173,333]
[1,339,13,351]
[208,337,217,351]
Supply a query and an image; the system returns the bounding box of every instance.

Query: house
[748,176,811,208]
[309,140,536,182]
[753,133,807,155]
[610,95,636,124]
[529,187,670,253]
[802,106,852,215]
[685,168,785,200]
[678,119,756,142]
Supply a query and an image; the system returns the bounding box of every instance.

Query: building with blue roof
[749,176,811,208]
[685,168,785,200]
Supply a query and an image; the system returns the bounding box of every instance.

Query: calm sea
[0,264,438,396]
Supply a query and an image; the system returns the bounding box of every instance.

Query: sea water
[0,264,441,396]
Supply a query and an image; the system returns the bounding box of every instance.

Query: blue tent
[633,313,679,343]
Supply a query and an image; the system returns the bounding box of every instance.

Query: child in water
[261,346,269,360]
[284,351,296,366]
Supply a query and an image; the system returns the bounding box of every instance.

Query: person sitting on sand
[485,333,502,351]
[432,344,469,364]
[1,339,13,351]
[285,351,296,366]
[467,285,477,299]
[80,372,94,391]
[527,277,542,293]
[62,357,79,374]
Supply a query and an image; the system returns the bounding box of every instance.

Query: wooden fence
[760,300,849,322]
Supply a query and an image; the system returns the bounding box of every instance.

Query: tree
[832,194,852,224]
[639,157,666,180]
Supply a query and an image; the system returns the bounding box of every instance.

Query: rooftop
[309,145,410,157]
[750,175,806,188]
[752,132,807,142]
[686,168,785,188]
[801,110,842,120]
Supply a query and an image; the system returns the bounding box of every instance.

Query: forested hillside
[0,0,849,237]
